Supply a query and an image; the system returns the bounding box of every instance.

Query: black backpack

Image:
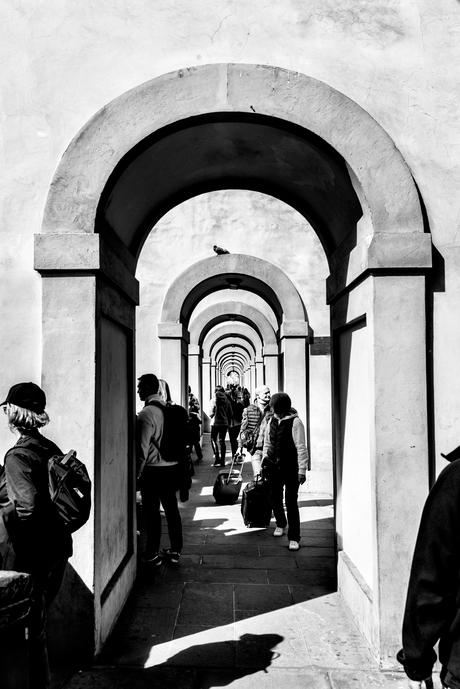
[48,450,92,533]
[146,401,191,464]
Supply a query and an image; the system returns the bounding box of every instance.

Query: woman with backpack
[0,382,72,689]
[261,392,309,552]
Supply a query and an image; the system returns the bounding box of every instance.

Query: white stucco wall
[0,0,459,506]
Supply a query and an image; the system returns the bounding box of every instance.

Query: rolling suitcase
[213,456,243,504]
[241,477,272,527]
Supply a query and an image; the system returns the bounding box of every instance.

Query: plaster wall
[1,1,458,468]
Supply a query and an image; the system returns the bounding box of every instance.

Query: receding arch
[189,301,277,348]
[205,325,259,359]
[161,254,306,326]
[42,63,424,261]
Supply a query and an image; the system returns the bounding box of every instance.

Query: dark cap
[1,382,46,413]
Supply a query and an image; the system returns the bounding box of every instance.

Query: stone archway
[35,63,431,666]
[189,301,279,410]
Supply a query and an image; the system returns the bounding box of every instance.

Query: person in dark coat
[0,382,72,689]
[208,386,232,467]
[397,458,460,688]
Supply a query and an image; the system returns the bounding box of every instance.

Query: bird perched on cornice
[213,245,230,255]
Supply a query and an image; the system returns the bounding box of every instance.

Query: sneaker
[195,457,204,463]
[141,552,162,565]
[288,540,300,551]
[161,549,181,564]
[273,527,285,537]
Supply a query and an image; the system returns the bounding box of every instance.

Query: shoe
[195,457,204,463]
[161,549,181,564]
[141,552,162,565]
[273,527,285,537]
[213,462,224,467]
[288,540,300,551]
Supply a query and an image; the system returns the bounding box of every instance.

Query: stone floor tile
[55,667,197,689]
[268,569,336,586]
[176,583,234,626]
[197,668,333,689]
[128,582,184,609]
[233,609,311,669]
[202,554,297,569]
[289,585,337,604]
[167,626,236,667]
[164,566,269,584]
[294,555,336,570]
[98,606,178,665]
[234,583,293,614]
[294,594,376,669]
[185,543,258,556]
[328,670,410,688]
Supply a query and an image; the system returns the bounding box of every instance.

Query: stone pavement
[52,436,410,689]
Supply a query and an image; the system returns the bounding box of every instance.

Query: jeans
[270,473,300,542]
[211,425,228,464]
[140,465,183,554]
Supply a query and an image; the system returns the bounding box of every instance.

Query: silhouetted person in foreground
[397,455,460,688]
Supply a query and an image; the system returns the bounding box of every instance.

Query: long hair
[158,379,173,404]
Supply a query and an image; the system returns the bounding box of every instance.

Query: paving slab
[177,583,234,626]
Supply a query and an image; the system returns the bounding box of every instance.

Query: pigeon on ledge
[213,245,230,255]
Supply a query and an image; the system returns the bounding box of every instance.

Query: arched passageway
[35,63,431,667]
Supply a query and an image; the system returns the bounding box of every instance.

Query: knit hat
[1,382,47,414]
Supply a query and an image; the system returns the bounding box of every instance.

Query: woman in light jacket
[262,392,309,552]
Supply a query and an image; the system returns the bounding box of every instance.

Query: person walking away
[227,388,244,462]
[0,382,72,689]
[136,374,190,566]
[208,386,232,467]
[188,386,203,463]
[397,455,460,688]
[238,385,271,477]
[261,392,308,551]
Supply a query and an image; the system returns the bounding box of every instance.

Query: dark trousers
[211,425,228,464]
[29,556,68,689]
[190,417,203,460]
[140,465,183,554]
[270,474,300,542]
[228,425,241,458]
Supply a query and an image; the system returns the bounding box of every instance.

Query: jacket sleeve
[237,408,249,447]
[292,418,309,475]
[136,409,154,470]
[208,399,216,418]
[397,462,460,680]
[262,419,271,458]
[4,451,38,521]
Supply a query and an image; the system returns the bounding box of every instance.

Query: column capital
[188,344,201,356]
[157,323,190,343]
[202,357,212,366]
[327,232,432,303]
[34,233,139,304]
[279,320,310,339]
[263,344,279,356]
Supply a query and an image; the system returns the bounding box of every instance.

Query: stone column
[255,357,264,387]
[327,232,432,668]
[34,233,139,661]
[279,321,309,424]
[250,362,256,398]
[157,323,190,407]
[188,345,201,404]
[263,344,279,394]
[201,357,212,431]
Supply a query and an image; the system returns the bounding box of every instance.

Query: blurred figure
[238,385,272,478]
[261,392,308,551]
[208,386,232,467]
[227,387,244,462]
[188,386,203,463]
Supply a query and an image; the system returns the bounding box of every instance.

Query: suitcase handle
[224,454,243,484]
